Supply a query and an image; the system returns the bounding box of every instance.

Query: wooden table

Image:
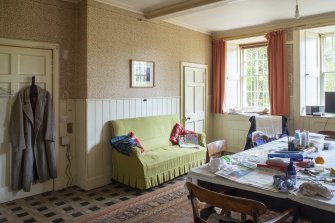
[187,137,335,222]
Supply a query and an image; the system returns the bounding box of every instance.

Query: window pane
[325,55,335,72]
[324,73,335,91]
[242,46,269,108]
[246,76,253,91]
[323,35,335,72]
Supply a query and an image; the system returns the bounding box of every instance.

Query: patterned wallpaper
[0,0,81,98]
[86,0,212,98]
[76,0,88,99]
[0,0,212,99]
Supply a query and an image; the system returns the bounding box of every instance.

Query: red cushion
[169,123,184,145]
[128,132,145,154]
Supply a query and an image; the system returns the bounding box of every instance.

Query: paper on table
[215,165,253,181]
[215,165,282,192]
[236,168,282,191]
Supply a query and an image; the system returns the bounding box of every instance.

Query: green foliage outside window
[323,35,335,92]
[242,46,269,108]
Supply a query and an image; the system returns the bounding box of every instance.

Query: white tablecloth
[188,137,335,213]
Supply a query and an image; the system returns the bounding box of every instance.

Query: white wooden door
[0,45,53,203]
[182,63,207,133]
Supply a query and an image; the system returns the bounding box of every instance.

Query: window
[241,45,269,109]
[300,28,335,114]
[225,37,269,112]
[322,34,335,92]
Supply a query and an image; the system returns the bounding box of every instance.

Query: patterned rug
[76,180,192,223]
[77,179,312,223]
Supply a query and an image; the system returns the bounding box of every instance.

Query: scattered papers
[215,165,281,191]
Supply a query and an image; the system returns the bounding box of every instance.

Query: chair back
[206,140,226,163]
[251,131,269,147]
[244,116,289,150]
[185,182,267,223]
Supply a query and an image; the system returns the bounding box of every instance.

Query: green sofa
[109,114,206,190]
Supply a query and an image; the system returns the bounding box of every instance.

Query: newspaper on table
[215,165,282,192]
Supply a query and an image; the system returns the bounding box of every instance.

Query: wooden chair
[185,182,297,223]
[206,140,226,163]
[251,131,270,147]
[318,131,335,140]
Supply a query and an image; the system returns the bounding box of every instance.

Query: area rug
[76,180,193,223]
[76,179,311,223]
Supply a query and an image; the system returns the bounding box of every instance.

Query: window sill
[224,108,270,116]
[300,114,335,119]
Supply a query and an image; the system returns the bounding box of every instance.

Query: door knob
[186,117,191,120]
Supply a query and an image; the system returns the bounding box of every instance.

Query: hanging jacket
[9,86,57,192]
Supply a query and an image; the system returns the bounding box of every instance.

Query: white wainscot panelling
[211,114,251,153]
[299,116,335,133]
[77,97,180,190]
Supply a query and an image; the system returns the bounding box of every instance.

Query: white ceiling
[168,0,335,33]
[69,0,335,34]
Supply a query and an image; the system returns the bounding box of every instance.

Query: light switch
[60,136,70,146]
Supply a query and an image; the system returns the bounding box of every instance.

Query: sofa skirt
[112,158,205,190]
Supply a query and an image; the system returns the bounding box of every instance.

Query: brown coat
[9,86,57,192]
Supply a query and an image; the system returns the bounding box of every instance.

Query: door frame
[0,37,60,190]
[180,61,208,133]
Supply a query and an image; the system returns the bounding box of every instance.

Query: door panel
[0,53,10,74]
[185,86,194,114]
[183,65,207,133]
[0,45,53,203]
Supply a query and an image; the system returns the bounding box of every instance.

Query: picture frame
[130,60,155,88]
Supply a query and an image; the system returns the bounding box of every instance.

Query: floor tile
[23,218,36,223]
[45,212,56,218]
[0,175,186,222]
[71,212,83,217]
[52,218,64,223]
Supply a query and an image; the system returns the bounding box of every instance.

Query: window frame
[240,42,269,111]
[320,33,335,102]
[299,29,335,116]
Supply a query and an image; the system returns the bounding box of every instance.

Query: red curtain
[212,40,226,114]
[265,30,289,116]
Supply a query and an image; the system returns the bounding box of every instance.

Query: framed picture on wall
[130,60,155,88]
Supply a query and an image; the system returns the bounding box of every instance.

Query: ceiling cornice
[144,0,239,20]
[94,0,143,14]
[213,11,335,40]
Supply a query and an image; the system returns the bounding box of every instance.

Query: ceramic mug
[209,157,226,173]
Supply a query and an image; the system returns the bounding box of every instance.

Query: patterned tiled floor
[0,177,186,223]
